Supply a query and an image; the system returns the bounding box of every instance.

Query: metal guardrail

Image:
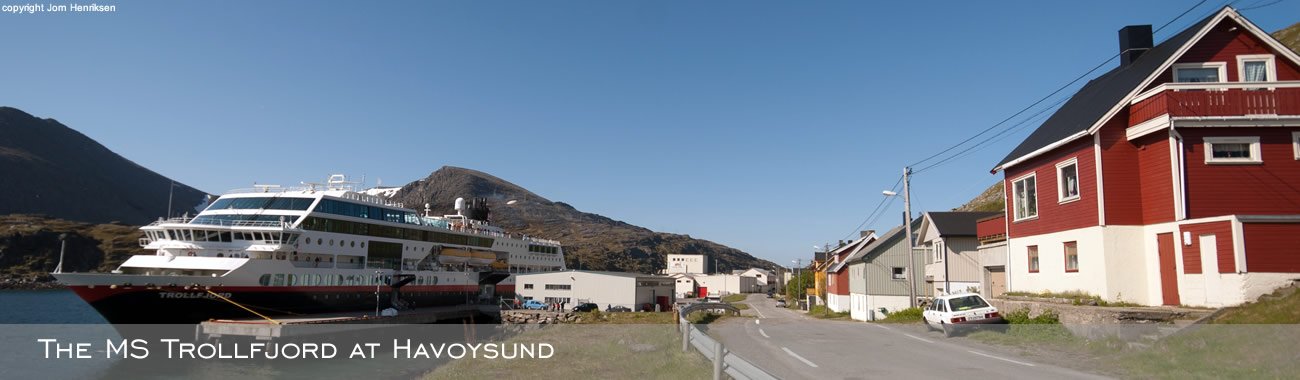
[678,313,778,380]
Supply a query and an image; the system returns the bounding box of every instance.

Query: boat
[53,174,566,324]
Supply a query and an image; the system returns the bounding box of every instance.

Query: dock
[198,304,501,341]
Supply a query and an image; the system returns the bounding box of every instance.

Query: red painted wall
[1242,223,1300,273]
[828,269,850,295]
[1098,114,1146,225]
[1144,17,1300,90]
[1136,134,1176,224]
[1180,128,1300,218]
[1179,220,1235,274]
[1004,139,1099,238]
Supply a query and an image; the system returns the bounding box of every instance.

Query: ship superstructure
[54,175,565,324]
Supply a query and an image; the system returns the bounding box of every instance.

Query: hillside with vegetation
[391,166,779,274]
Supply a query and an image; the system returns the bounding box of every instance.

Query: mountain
[391,166,780,274]
[1274,22,1300,54]
[0,214,144,288]
[0,107,208,225]
[953,182,1004,212]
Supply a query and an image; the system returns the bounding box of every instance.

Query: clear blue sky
[3,0,1297,268]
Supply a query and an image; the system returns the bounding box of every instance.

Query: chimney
[1119,25,1153,66]
[860,230,875,238]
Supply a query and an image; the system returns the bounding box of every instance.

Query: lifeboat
[469,251,496,266]
[437,248,472,265]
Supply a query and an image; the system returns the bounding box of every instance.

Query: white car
[922,293,1005,337]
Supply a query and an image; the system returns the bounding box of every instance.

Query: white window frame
[1055,157,1081,204]
[1172,62,1227,85]
[1293,131,1300,160]
[1204,136,1262,164]
[1236,54,1276,85]
[933,240,944,262]
[1012,173,1038,221]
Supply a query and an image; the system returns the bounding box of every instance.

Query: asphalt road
[704,294,1109,380]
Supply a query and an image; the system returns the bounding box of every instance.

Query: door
[1157,233,1181,306]
[987,267,1007,297]
[1200,234,1221,306]
[698,287,707,298]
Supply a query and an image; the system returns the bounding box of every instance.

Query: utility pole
[903,166,918,308]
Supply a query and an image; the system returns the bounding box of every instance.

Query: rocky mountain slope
[0,107,208,225]
[391,166,779,274]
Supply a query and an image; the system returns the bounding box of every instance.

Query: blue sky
[3,0,1297,267]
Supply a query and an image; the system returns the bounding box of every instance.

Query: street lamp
[883,167,918,308]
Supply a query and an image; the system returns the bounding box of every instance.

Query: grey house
[847,219,928,321]
[917,211,1000,296]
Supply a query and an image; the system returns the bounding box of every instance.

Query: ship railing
[186,218,297,229]
[146,217,194,226]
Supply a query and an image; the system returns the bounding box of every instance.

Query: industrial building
[515,270,675,311]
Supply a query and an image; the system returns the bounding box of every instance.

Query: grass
[1209,285,1300,324]
[965,292,1300,379]
[424,324,711,380]
[807,305,851,320]
[573,311,676,324]
[873,307,923,324]
[1003,290,1142,307]
[721,294,747,303]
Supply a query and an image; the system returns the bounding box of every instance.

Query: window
[1064,242,1079,272]
[1056,158,1080,203]
[1012,174,1038,221]
[1173,62,1226,83]
[932,240,944,262]
[1028,246,1039,273]
[1204,136,1262,164]
[523,284,533,289]
[1293,132,1299,160]
[891,267,906,280]
[1237,54,1276,84]
[544,284,571,290]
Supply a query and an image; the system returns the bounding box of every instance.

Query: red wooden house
[991,7,1300,307]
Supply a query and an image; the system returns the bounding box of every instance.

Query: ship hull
[68,285,516,324]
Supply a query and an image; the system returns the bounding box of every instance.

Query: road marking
[753,307,766,319]
[967,350,1037,367]
[755,319,760,325]
[781,347,819,368]
[903,333,934,344]
[871,324,890,330]
[759,328,770,338]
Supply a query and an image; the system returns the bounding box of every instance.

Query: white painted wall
[1007,226,1109,298]
[666,254,706,274]
[693,274,758,296]
[516,271,674,310]
[850,293,868,321]
[867,295,912,317]
[827,294,850,313]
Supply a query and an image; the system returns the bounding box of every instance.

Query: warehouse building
[515,270,676,311]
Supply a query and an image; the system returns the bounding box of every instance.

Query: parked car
[606,305,631,312]
[922,293,1005,337]
[572,303,599,312]
[775,299,787,308]
[522,299,547,310]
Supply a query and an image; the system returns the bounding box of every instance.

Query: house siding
[1242,223,1300,273]
[1180,128,1300,219]
[1145,17,1300,88]
[1005,138,1100,237]
[1099,113,1145,225]
[861,243,930,298]
[1179,220,1235,274]
[1136,134,1175,224]
[923,237,984,290]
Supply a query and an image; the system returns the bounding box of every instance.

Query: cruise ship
[53,175,566,324]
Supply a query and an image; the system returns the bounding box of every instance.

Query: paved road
[704,294,1108,380]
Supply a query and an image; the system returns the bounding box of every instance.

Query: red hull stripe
[69,284,515,303]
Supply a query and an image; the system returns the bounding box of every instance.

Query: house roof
[925,211,1000,237]
[827,233,878,272]
[852,218,924,263]
[992,9,1219,171]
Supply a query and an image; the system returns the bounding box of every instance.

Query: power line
[840,174,902,241]
[906,0,1213,172]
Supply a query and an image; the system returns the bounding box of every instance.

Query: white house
[666,254,708,274]
[516,270,675,311]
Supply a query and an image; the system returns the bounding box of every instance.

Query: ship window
[351,241,356,248]
[288,274,298,286]
[273,273,285,286]
[219,232,232,242]
[259,274,271,286]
